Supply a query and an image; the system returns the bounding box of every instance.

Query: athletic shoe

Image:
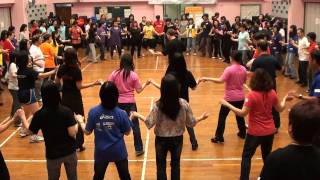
[211,56,217,59]
[135,150,145,157]
[19,128,29,137]
[30,135,44,143]
[219,57,223,60]
[211,137,224,144]
[193,53,197,56]
[186,53,190,56]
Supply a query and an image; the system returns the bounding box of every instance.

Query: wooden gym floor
[0,50,306,179]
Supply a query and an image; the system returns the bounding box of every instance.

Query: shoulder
[179,98,189,108]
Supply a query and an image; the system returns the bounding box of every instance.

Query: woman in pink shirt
[108,54,150,156]
[220,68,291,180]
[199,51,247,143]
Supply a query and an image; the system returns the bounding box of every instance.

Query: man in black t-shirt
[28,81,79,180]
[251,40,282,129]
[260,99,320,180]
[199,14,213,57]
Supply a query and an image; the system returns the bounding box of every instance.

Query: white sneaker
[212,56,217,59]
[193,53,197,56]
[186,53,190,56]
[219,57,223,60]
[20,128,29,137]
[148,49,155,54]
[30,135,44,143]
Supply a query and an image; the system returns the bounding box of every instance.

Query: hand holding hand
[75,114,84,123]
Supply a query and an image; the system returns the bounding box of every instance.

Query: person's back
[86,104,131,162]
[252,54,281,79]
[245,90,277,136]
[260,145,320,180]
[222,64,247,101]
[108,70,141,103]
[29,105,77,159]
[146,98,196,137]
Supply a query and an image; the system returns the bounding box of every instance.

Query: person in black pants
[198,51,247,143]
[220,69,291,180]
[151,53,201,150]
[251,40,282,130]
[221,20,233,63]
[199,14,213,57]
[129,21,142,58]
[131,74,209,180]
[55,48,102,152]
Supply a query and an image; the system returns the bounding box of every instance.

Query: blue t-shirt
[288,35,299,54]
[271,33,282,52]
[310,71,320,97]
[86,105,131,162]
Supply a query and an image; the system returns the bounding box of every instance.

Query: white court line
[5,157,262,163]
[141,98,154,180]
[0,55,95,148]
[155,56,159,70]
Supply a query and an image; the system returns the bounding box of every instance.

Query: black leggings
[0,151,9,180]
[213,38,222,58]
[110,45,122,58]
[93,159,131,180]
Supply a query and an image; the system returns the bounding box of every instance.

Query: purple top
[110,27,121,46]
[97,27,106,43]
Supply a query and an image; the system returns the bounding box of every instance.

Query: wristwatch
[298,94,303,99]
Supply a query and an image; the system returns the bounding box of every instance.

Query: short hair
[42,33,51,42]
[257,40,269,51]
[20,24,28,32]
[311,50,320,66]
[41,81,61,108]
[307,32,317,42]
[253,31,267,40]
[166,29,176,36]
[156,15,160,19]
[31,35,41,44]
[239,23,247,29]
[230,50,242,63]
[99,81,119,110]
[298,28,305,34]
[249,68,274,92]
[289,99,320,144]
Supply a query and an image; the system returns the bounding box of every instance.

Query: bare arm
[274,94,292,112]
[135,80,151,94]
[75,115,92,135]
[76,80,102,90]
[198,77,224,84]
[220,99,250,117]
[38,68,57,79]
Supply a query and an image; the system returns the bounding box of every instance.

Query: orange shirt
[40,42,56,69]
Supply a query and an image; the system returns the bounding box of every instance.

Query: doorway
[163,4,193,20]
[55,4,72,25]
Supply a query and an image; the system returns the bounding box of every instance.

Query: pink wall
[288,0,304,29]
[202,0,272,21]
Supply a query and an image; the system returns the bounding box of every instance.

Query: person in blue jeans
[284,25,298,79]
[77,81,132,180]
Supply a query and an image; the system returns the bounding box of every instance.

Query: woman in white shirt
[19,24,29,42]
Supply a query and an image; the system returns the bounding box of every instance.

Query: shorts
[18,89,37,105]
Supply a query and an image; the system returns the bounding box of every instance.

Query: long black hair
[117,54,135,81]
[63,47,80,68]
[0,30,8,41]
[289,25,297,38]
[41,80,61,109]
[166,53,188,83]
[100,81,119,110]
[19,39,29,51]
[158,74,181,120]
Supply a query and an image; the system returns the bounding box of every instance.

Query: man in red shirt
[307,32,319,91]
[153,15,165,49]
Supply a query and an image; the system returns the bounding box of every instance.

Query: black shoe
[300,83,308,87]
[77,146,86,152]
[135,150,145,157]
[192,143,198,151]
[237,132,246,139]
[211,137,224,144]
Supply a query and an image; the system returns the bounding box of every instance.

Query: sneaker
[186,53,190,56]
[219,57,223,60]
[135,150,145,157]
[148,49,155,54]
[211,56,217,59]
[14,123,22,127]
[30,135,44,143]
[193,53,197,56]
[211,137,224,144]
[19,128,29,137]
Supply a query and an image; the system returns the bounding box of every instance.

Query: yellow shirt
[143,25,155,39]
[50,41,59,56]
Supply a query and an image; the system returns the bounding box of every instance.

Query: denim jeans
[93,159,131,180]
[298,60,309,85]
[285,52,297,78]
[155,136,183,180]
[46,152,77,180]
[186,37,196,53]
[34,79,43,101]
[215,101,246,138]
[239,50,249,65]
[118,103,143,152]
[240,134,274,180]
